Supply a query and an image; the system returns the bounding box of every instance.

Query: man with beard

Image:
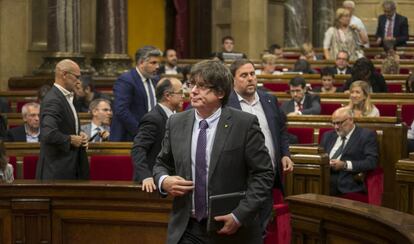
[73,75,111,112]
[110,45,162,141]
[158,49,183,75]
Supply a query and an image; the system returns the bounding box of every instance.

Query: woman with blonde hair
[0,140,13,183]
[255,54,278,75]
[347,80,380,117]
[323,8,367,61]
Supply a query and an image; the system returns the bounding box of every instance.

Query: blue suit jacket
[227,89,290,192]
[110,68,157,141]
[320,126,378,195]
[375,13,409,47]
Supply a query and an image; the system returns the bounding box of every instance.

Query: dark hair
[320,67,335,78]
[37,84,51,102]
[155,78,173,102]
[88,98,111,113]
[406,73,414,93]
[181,65,192,83]
[289,76,306,88]
[269,44,282,54]
[163,48,175,57]
[190,60,232,106]
[383,40,397,53]
[135,45,162,64]
[337,50,350,61]
[79,75,94,90]
[293,59,313,74]
[222,36,234,44]
[229,59,255,77]
[351,57,376,81]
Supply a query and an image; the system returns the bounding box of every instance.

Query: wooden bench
[396,152,414,214]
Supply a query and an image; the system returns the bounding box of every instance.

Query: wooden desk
[396,152,414,214]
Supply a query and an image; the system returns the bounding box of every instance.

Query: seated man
[158,48,183,75]
[327,51,352,75]
[269,43,284,59]
[216,36,247,60]
[81,98,112,142]
[321,107,378,195]
[281,76,321,116]
[74,75,111,112]
[131,77,183,192]
[6,102,40,142]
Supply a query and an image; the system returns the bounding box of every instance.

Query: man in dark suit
[36,59,89,180]
[320,107,378,195]
[110,46,162,141]
[281,76,321,116]
[153,60,274,244]
[227,59,293,233]
[375,0,409,47]
[131,77,183,192]
[326,51,352,75]
[158,49,183,75]
[6,102,40,142]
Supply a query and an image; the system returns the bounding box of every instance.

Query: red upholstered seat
[340,167,384,206]
[23,156,38,179]
[8,156,17,179]
[288,127,314,144]
[263,83,289,92]
[387,84,403,92]
[402,104,414,125]
[89,155,133,181]
[320,103,342,115]
[264,189,291,244]
[318,127,333,144]
[376,104,397,116]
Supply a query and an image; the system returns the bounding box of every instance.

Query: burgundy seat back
[23,156,38,179]
[387,84,403,92]
[263,83,289,92]
[402,104,414,125]
[376,104,397,116]
[90,155,133,181]
[8,156,17,179]
[318,128,334,144]
[288,127,314,144]
[320,103,342,115]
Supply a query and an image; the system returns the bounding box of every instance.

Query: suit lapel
[227,91,242,110]
[341,127,360,156]
[258,92,278,144]
[131,68,149,112]
[181,110,195,179]
[327,132,338,154]
[208,107,232,180]
[53,87,76,133]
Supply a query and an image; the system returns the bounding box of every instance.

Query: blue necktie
[332,136,346,159]
[94,127,101,142]
[195,120,208,221]
[146,79,155,110]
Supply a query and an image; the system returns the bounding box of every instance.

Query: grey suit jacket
[81,123,110,141]
[153,107,274,244]
[280,94,321,115]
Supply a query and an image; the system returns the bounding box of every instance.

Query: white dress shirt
[24,124,40,142]
[158,103,175,118]
[384,14,396,38]
[54,83,78,134]
[136,67,156,112]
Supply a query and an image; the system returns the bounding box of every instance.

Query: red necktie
[297,102,303,112]
[386,18,393,37]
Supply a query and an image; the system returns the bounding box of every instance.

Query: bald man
[131,78,184,192]
[36,59,90,180]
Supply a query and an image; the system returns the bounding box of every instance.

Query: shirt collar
[194,107,222,128]
[158,103,175,118]
[136,67,148,82]
[236,91,260,106]
[54,83,73,98]
[24,124,40,137]
[339,125,356,140]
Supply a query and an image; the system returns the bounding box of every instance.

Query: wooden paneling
[396,153,414,213]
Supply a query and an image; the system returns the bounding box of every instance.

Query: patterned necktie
[297,102,303,112]
[332,136,346,159]
[195,120,209,221]
[94,127,101,142]
[146,79,155,111]
[386,18,393,37]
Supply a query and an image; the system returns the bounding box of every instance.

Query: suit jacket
[326,66,352,75]
[36,86,89,180]
[227,90,290,192]
[157,65,183,75]
[375,13,409,47]
[110,68,157,141]
[80,123,110,141]
[320,126,378,194]
[280,94,321,115]
[153,107,274,244]
[6,125,27,142]
[131,104,168,182]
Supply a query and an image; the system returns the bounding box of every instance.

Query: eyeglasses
[188,80,214,90]
[65,71,81,80]
[170,90,184,95]
[331,118,349,126]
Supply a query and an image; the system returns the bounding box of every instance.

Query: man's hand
[287,111,300,116]
[70,135,83,147]
[100,130,110,141]
[142,177,157,193]
[162,176,194,196]
[330,159,346,171]
[281,156,294,173]
[80,132,89,148]
[215,214,241,235]
[376,37,382,45]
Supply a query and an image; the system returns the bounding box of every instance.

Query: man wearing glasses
[36,59,90,180]
[131,77,184,193]
[281,76,321,116]
[320,107,378,195]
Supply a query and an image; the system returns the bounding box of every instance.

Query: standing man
[153,60,274,243]
[36,59,89,180]
[131,78,183,192]
[281,76,321,116]
[110,45,162,141]
[81,98,112,142]
[227,59,293,233]
[158,49,183,75]
[321,107,378,195]
[6,102,40,142]
[375,0,409,47]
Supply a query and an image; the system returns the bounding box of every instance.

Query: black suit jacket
[280,94,321,115]
[375,13,409,47]
[6,125,27,142]
[320,126,378,195]
[36,86,89,180]
[227,90,290,192]
[326,66,352,75]
[153,107,274,244]
[343,72,388,93]
[131,104,168,182]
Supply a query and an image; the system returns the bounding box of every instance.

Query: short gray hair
[21,102,40,117]
[343,1,355,8]
[135,46,163,64]
[383,0,396,9]
[89,98,111,113]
